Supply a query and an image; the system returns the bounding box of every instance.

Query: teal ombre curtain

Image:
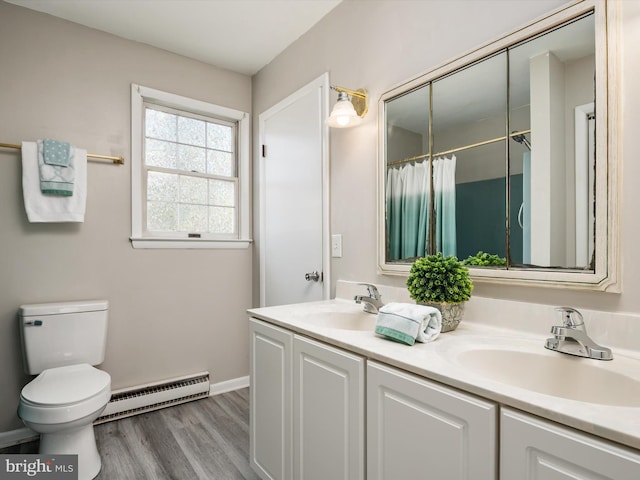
[386,162,430,261]
[386,167,402,260]
[434,155,457,257]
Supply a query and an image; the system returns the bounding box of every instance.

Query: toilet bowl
[19,364,111,480]
[18,300,111,480]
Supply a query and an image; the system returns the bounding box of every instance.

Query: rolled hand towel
[375,303,442,346]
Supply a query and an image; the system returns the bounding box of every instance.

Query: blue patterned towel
[38,139,74,196]
[43,139,71,166]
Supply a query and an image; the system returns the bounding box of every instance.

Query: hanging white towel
[21,141,87,222]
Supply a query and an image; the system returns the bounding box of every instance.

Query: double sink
[295,305,640,408]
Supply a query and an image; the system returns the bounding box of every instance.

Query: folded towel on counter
[22,141,87,223]
[375,303,442,346]
[39,139,74,196]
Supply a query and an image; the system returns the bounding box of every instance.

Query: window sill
[130,237,252,249]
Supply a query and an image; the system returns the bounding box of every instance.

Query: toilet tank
[19,300,109,375]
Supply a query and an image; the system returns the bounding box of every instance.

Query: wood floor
[1,388,260,480]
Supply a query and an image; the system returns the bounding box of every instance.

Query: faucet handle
[358,283,380,299]
[554,306,584,328]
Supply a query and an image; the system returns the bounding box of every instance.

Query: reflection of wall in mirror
[529,51,594,268]
[386,125,425,165]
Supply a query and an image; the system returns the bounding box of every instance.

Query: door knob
[305,271,321,282]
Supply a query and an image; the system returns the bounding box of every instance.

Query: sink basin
[456,347,640,407]
[299,311,377,331]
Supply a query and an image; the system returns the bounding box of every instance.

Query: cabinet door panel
[501,408,640,480]
[293,335,365,480]
[250,319,293,480]
[367,361,497,480]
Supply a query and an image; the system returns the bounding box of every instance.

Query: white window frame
[131,84,251,249]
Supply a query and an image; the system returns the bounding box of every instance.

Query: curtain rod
[387,129,531,167]
[0,142,125,165]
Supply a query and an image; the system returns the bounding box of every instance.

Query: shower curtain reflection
[386,156,457,261]
[386,162,430,261]
[434,155,457,257]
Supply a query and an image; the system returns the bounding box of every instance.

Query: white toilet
[18,300,111,480]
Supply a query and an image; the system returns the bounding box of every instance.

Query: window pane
[209,179,235,207]
[146,139,177,169]
[147,201,177,231]
[207,150,234,176]
[207,123,233,152]
[209,206,234,234]
[178,116,206,147]
[148,171,178,201]
[146,109,176,141]
[178,144,206,173]
[179,175,208,205]
[179,204,208,232]
[141,98,242,239]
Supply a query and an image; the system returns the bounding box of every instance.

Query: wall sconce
[326,85,368,128]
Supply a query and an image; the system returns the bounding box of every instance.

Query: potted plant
[406,253,473,332]
[462,251,506,267]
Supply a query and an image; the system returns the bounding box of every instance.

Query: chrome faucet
[544,307,613,360]
[354,283,384,314]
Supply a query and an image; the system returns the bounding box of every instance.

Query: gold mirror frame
[377,0,619,291]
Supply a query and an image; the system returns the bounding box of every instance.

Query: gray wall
[0,1,252,432]
[253,0,639,310]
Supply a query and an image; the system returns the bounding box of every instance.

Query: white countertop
[248,292,640,452]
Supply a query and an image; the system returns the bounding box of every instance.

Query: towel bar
[0,142,124,165]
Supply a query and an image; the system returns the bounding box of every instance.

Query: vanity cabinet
[250,316,640,480]
[501,408,640,479]
[249,319,365,480]
[367,361,498,480]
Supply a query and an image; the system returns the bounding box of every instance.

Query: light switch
[331,234,343,258]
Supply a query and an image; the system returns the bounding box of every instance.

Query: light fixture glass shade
[326,92,362,128]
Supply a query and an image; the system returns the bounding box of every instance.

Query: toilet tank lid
[20,300,108,317]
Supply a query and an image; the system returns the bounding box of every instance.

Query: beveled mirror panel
[378,0,619,291]
[508,14,595,270]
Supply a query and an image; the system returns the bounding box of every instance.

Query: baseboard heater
[95,371,210,424]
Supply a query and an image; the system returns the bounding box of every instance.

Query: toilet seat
[19,364,111,425]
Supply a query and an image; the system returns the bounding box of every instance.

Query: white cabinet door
[367,361,498,480]
[293,335,365,480]
[249,319,293,480]
[501,408,640,480]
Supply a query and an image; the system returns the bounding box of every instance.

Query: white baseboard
[0,427,37,450]
[209,375,249,396]
[0,375,249,450]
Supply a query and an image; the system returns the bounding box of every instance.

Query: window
[131,84,250,249]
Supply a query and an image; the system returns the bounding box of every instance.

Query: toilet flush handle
[24,320,43,326]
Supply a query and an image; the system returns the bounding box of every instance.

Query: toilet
[18,300,111,480]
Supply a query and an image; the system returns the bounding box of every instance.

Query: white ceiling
[6,0,342,76]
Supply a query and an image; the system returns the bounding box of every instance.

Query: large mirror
[378,0,619,290]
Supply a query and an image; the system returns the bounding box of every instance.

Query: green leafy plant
[462,251,507,267]
[407,253,473,304]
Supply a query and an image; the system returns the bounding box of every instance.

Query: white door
[259,73,330,307]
